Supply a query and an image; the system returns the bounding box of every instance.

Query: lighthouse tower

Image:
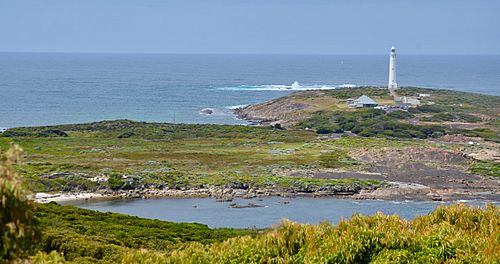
[388,46,398,90]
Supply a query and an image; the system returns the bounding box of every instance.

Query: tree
[0,145,40,261]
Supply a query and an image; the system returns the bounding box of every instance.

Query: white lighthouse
[388,46,398,90]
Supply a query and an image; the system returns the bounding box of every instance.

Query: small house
[401,96,421,106]
[348,95,379,108]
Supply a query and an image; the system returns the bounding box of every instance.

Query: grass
[469,160,500,177]
[0,121,398,193]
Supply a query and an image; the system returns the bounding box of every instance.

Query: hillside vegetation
[0,120,397,193]
[24,203,500,263]
[0,117,497,199]
[238,87,499,142]
[34,202,256,263]
[122,203,499,264]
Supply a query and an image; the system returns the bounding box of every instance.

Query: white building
[388,46,398,90]
[418,93,431,98]
[400,96,421,106]
[348,95,379,108]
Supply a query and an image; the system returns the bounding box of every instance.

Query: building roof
[356,95,378,105]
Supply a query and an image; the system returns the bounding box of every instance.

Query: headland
[1,87,498,203]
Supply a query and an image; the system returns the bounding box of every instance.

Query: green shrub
[316,124,342,134]
[29,251,65,263]
[455,128,499,142]
[154,204,499,263]
[107,176,125,190]
[387,111,414,119]
[34,203,256,263]
[410,105,446,113]
[297,109,449,140]
[470,160,500,177]
[0,145,41,260]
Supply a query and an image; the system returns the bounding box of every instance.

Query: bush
[37,130,68,137]
[0,145,41,260]
[297,109,450,140]
[153,204,499,263]
[29,251,65,263]
[107,176,125,190]
[410,105,446,113]
[316,124,342,134]
[469,160,500,177]
[34,203,256,263]
[387,111,414,119]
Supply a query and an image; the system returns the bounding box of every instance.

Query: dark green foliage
[298,109,447,139]
[469,160,500,177]
[0,130,30,137]
[454,128,500,142]
[1,145,41,261]
[37,130,69,137]
[409,104,446,113]
[117,132,135,138]
[400,87,499,117]
[1,120,308,143]
[420,113,482,123]
[316,124,342,134]
[35,202,256,263]
[1,130,68,137]
[107,176,125,190]
[386,110,414,119]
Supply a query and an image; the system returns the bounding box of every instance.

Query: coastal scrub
[124,204,499,264]
[0,145,41,261]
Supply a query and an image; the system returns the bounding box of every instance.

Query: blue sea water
[1,53,499,128]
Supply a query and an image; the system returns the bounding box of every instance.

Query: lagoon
[70,197,494,228]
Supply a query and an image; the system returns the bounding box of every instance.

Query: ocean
[1,53,499,128]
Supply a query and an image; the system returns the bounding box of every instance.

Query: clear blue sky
[1,0,499,54]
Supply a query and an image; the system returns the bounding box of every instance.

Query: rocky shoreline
[34,184,367,204]
[33,180,500,204]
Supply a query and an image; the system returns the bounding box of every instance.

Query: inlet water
[70,197,493,228]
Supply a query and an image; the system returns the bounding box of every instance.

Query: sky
[0,0,499,54]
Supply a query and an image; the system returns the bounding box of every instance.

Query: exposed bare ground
[284,146,499,201]
[413,120,487,130]
[234,91,324,127]
[430,135,500,162]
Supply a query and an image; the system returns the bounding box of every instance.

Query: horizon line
[1,51,499,56]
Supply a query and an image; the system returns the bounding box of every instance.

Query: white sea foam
[338,84,357,88]
[217,82,357,91]
[291,81,301,89]
[225,104,249,110]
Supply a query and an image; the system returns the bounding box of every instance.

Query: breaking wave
[225,104,249,110]
[217,82,357,91]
